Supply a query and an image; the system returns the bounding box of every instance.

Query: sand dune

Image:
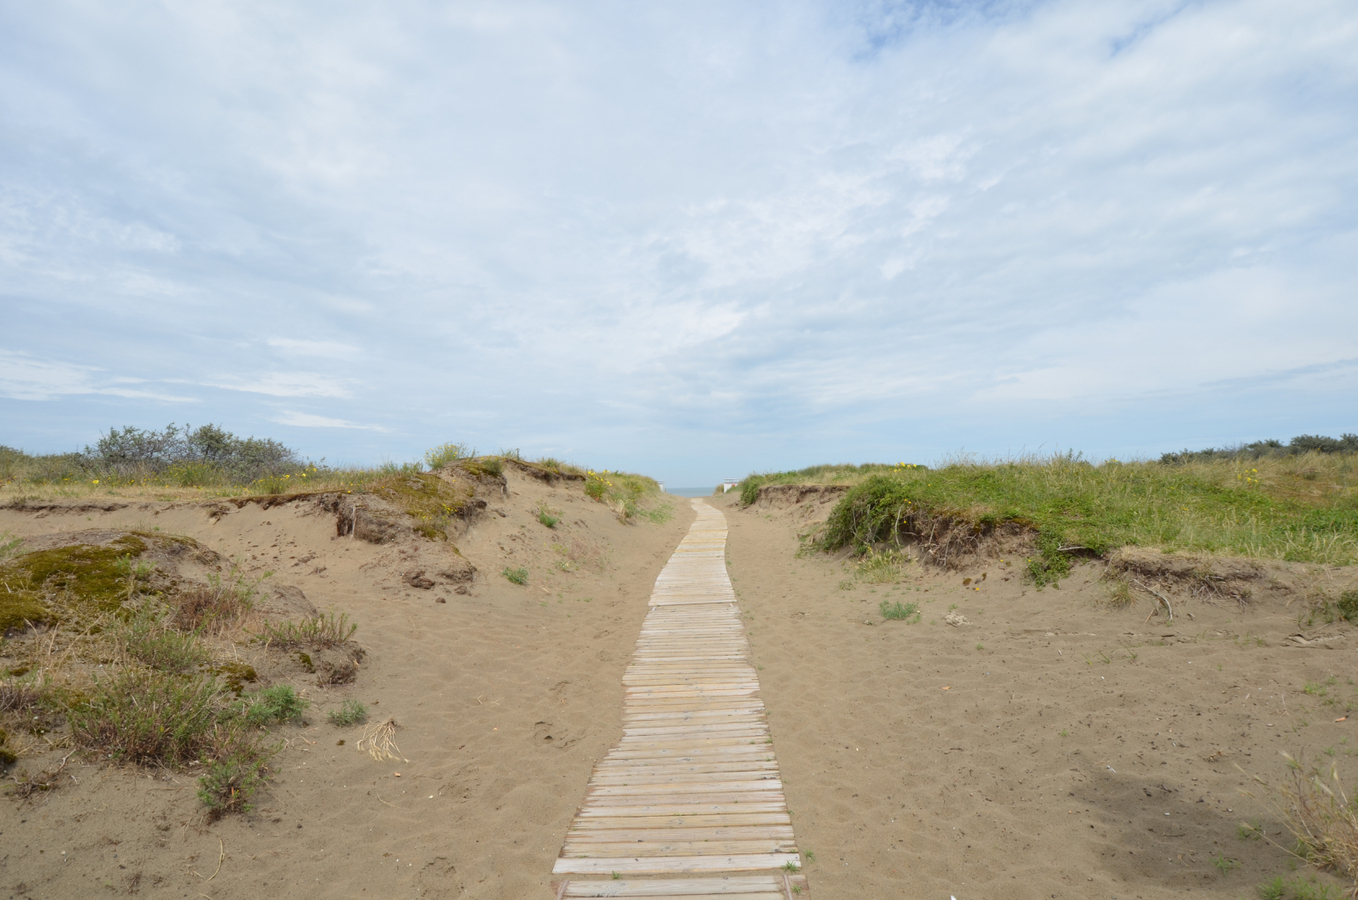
[1,470,1355,898]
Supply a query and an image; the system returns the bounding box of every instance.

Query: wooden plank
[562,830,793,847]
[559,875,806,898]
[553,854,802,876]
[561,839,798,857]
[584,780,784,798]
[563,890,782,900]
[568,813,792,830]
[575,802,790,818]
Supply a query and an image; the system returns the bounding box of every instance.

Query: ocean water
[666,486,724,497]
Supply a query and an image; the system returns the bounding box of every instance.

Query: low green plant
[538,506,560,529]
[327,699,368,727]
[196,731,275,820]
[425,442,472,469]
[503,566,529,586]
[1336,591,1358,624]
[1257,875,1287,900]
[241,685,308,727]
[879,600,920,622]
[747,449,1358,583]
[1213,852,1239,875]
[0,531,23,561]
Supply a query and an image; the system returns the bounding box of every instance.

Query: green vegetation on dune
[741,442,1358,583]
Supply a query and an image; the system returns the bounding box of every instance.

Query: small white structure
[721,479,739,493]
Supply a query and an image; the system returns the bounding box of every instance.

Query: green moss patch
[0,535,150,633]
[370,472,475,541]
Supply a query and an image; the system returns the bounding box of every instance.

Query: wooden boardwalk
[551,500,808,899]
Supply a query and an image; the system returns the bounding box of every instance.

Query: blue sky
[2,0,1355,487]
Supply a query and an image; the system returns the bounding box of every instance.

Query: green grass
[503,566,529,585]
[240,685,308,726]
[741,451,1358,583]
[118,606,210,672]
[327,699,368,727]
[584,468,664,519]
[879,599,920,622]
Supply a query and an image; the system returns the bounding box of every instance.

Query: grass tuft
[327,699,368,727]
[240,685,308,727]
[251,612,357,649]
[1269,754,1358,888]
[502,566,529,586]
[879,599,920,622]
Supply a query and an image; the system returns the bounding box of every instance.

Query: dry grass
[357,718,406,762]
[1248,753,1358,896]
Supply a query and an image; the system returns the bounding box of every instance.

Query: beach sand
[1,473,1355,898]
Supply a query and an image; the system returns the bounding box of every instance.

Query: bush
[70,670,224,766]
[502,566,529,585]
[1271,754,1358,889]
[85,423,304,483]
[170,570,259,633]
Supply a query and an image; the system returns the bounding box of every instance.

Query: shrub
[85,423,304,483]
[327,699,368,727]
[502,566,529,585]
[1271,754,1358,889]
[70,670,223,766]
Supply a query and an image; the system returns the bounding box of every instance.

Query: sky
[2,0,1356,487]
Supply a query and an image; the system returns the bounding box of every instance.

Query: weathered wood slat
[553,854,802,875]
[568,813,792,830]
[550,500,806,897]
[562,839,799,857]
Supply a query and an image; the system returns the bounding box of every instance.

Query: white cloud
[266,338,361,359]
[207,373,351,399]
[271,411,387,431]
[1,0,1355,483]
[0,351,199,402]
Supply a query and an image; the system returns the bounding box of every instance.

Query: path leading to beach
[551,499,808,899]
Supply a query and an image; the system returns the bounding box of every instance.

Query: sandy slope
[716,487,1358,899]
[0,470,690,899]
